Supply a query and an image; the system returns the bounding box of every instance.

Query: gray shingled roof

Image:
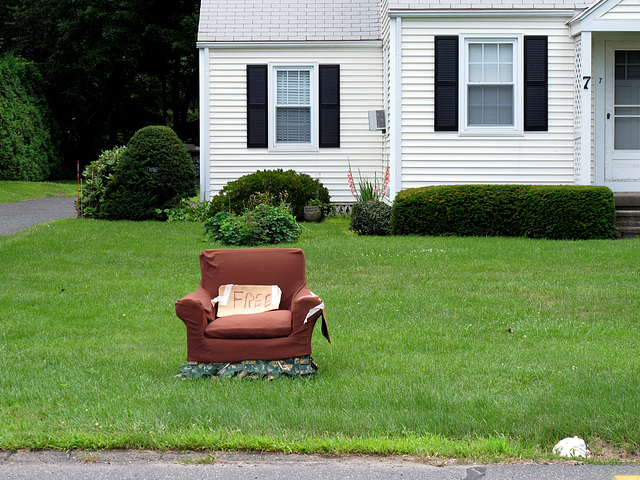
[198,0,382,43]
[198,0,599,44]
[389,0,595,10]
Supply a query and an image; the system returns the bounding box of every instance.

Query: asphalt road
[1,451,640,480]
[0,197,76,236]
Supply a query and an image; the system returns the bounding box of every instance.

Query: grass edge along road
[0,216,639,463]
[0,180,77,204]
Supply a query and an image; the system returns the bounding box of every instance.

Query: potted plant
[303,198,323,222]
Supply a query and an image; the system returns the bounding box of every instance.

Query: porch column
[577,32,593,185]
[198,47,211,201]
[389,17,402,199]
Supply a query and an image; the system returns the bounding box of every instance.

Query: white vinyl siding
[398,15,576,188]
[202,45,385,203]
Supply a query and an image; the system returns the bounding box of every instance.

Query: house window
[275,68,312,144]
[464,39,517,131]
[467,41,515,127]
[246,64,340,149]
[435,35,547,133]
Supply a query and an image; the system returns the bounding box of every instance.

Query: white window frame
[268,63,318,151]
[460,36,522,135]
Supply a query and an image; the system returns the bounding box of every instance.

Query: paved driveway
[0,197,76,235]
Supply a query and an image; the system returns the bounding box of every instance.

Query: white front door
[605,42,640,191]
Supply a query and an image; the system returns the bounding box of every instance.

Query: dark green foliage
[391,185,618,240]
[157,200,211,222]
[78,146,127,218]
[101,126,196,220]
[0,54,62,180]
[3,0,199,172]
[350,201,392,236]
[521,185,618,240]
[208,169,331,221]
[204,204,300,246]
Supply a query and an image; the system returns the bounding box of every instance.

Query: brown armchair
[175,248,329,364]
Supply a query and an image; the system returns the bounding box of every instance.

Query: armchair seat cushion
[204,310,292,339]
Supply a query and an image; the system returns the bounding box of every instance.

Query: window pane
[276,107,311,143]
[615,117,640,150]
[484,44,497,62]
[469,106,483,125]
[276,70,310,105]
[469,64,483,83]
[499,44,513,63]
[468,86,484,126]
[469,44,483,62]
[499,64,513,82]
[484,63,498,82]
[468,85,513,126]
[628,65,640,80]
[628,51,640,64]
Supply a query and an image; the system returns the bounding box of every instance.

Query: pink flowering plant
[347,161,390,202]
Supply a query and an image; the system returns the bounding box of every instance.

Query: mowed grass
[1,217,639,460]
[0,180,77,204]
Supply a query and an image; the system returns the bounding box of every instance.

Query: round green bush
[204,204,300,246]
[350,200,392,236]
[208,169,330,221]
[101,126,196,220]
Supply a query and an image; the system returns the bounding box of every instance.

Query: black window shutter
[247,65,268,148]
[434,36,459,132]
[524,36,548,131]
[319,65,340,148]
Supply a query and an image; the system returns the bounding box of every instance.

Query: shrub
[350,201,392,236]
[78,146,127,218]
[522,185,618,240]
[208,169,330,221]
[391,185,618,240]
[101,126,196,220]
[156,200,211,222]
[204,204,300,246]
[0,54,62,180]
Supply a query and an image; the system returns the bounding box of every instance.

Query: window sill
[268,144,319,153]
[459,128,523,137]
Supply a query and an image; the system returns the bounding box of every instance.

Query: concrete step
[614,192,640,209]
[614,193,640,238]
[617,226,640,239]
[616,210,640,227]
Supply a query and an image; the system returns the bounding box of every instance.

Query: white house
[197,0,640,203]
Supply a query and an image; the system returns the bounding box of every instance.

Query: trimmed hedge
[391,185,618,240]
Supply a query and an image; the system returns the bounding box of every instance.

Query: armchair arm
[175,286,214,337]
[290,287,330,342]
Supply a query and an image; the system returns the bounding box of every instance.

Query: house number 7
[583,76,591,90]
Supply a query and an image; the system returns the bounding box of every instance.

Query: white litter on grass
[553,436,591,459]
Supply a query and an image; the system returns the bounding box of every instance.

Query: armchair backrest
[198,248,307,310]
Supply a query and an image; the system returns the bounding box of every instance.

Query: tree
[0,54,62,180]
[2,0,199,176]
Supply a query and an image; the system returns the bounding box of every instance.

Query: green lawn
[1,217,639,461]
[0,180,77,203]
